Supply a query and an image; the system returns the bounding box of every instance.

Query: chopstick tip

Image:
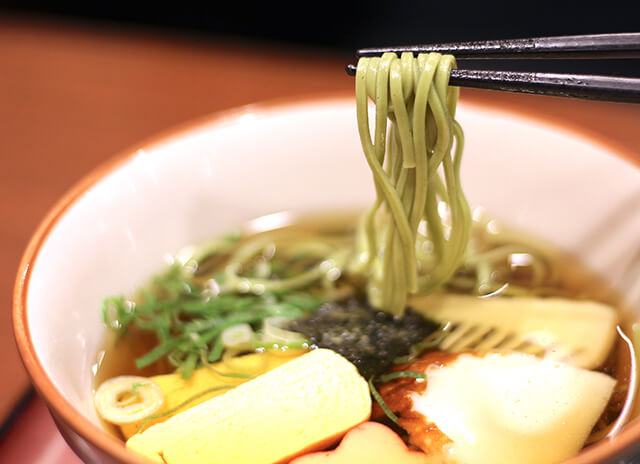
[345,64,357,76]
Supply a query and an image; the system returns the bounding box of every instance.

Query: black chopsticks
[345,33,640,103]
[354,33,640,60]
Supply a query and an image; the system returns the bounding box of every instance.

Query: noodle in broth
[91,53,637,464]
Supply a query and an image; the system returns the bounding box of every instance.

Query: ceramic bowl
[13,94,640,463]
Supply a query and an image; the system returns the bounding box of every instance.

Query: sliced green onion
[208,335,226,363]
[94,376,164,425]
[102,228,329,381]
[393,322,452,364]
[220,323,255,349]
[378,371,426,383]
[368,377,398,423]
[180,352,199,380]
[135,337,186,369]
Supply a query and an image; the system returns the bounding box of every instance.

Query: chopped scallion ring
[94,376,164,425]
[221,323,255,349]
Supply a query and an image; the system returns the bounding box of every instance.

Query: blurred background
[1,1,640,75]
[0,2,638,462]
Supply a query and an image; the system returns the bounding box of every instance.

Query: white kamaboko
[410,352,616,464]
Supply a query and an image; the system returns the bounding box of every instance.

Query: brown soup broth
[92,212,637,443]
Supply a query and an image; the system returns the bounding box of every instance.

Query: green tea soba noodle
[351,52,471,315]
[99,52,562,380]
[206,52,472,316]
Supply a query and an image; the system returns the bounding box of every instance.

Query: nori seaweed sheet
[287,299,439,379]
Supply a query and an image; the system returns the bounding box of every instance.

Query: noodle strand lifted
[351,52,471,315]
[169,52,474,317]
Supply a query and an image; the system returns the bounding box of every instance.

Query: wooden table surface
[0,15,638,462]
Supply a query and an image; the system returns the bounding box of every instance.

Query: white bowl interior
[26,97,640,428]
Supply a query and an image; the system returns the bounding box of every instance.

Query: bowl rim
[12,90,640,464]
